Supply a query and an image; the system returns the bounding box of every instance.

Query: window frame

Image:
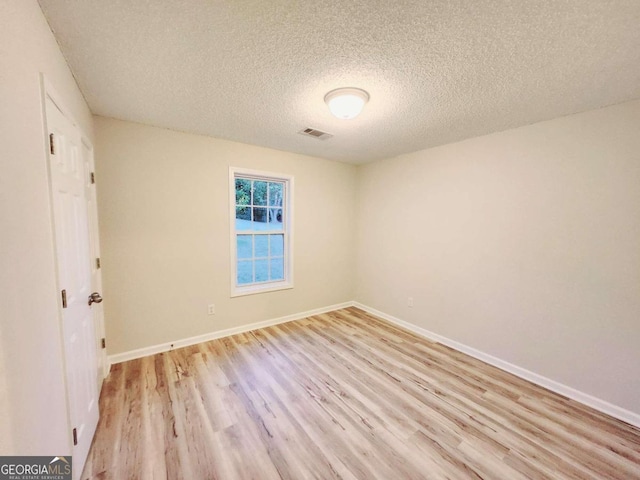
[229,167,294,297]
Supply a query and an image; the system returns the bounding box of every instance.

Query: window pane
[255,259,268,282]
[268,182,283,206]
[252,207,268,226]
[270,258,284,280]
[237,260,253,285]
[235,179,251,205]
[237,235,252,259]
[253,181,267,206]
[255,235,268,257]
[270,234,284,256]
[236,207,252,231]
[267,207,283,230]
[236,205,252,220]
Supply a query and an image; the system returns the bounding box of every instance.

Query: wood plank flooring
[82,307,640,479]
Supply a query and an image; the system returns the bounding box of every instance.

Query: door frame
[81,134,109,381]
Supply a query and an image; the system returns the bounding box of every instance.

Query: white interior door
[45,93,100,479]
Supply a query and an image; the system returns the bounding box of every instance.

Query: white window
[229,167,293,296]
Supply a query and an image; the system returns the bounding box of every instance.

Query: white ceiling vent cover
[298,128,333,140]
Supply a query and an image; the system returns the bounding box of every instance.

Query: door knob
[88,292,103,306]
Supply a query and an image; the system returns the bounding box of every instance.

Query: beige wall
[97,103,640,417]
[356,99,640,413]
[0,324,12,454]
[0,0,94,454]
[94,117,356,355]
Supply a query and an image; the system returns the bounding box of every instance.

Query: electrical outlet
[208,304,215,315]
[408,297,414,308]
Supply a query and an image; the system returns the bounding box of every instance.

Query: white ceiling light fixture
[324,88,370,119]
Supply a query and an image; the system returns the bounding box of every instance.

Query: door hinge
[101,338,106,349]
[96,257,101,269]
[72,427,78,446]
[61,289,67,309]
[90,172,95,184]
[49,133,55,155]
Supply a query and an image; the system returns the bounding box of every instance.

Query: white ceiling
[39,0,640,164]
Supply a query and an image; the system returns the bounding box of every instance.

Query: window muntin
[230,168,292,296]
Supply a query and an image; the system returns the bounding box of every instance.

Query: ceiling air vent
[298,127,333,140]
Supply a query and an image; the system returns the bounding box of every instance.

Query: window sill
[231,281,293,298]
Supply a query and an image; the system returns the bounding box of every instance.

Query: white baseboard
[107,301,354,365]
[352,302,640,429]
[107,300,639,429]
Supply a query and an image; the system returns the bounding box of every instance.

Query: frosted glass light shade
[324,88,370,119]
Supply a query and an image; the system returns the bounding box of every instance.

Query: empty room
[1,0,639,479]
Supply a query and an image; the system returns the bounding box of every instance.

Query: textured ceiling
[39,0,640,164]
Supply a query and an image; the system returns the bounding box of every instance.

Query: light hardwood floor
[83,307,640,479]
